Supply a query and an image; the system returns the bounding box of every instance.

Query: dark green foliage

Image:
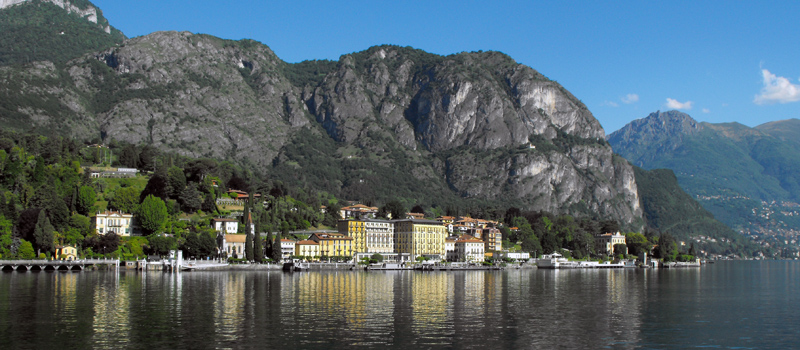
[33,210,55,254]
[181,228,217,258]
[109,186,139,213]
[279,59,338,87]
[253,232,263,263]
[381,200,406,220]
[0,1,124,66]
[138,194,167,235]
[86,231,119,255]
[179,183,202,212]
[76,185,96,216]
[655,233,678,262]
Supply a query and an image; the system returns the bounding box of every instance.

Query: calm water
[1,261,798,349]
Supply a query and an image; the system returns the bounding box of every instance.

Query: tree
[625,232,651,256]
[656,233,679,261]
[109,186,140,213]
[18,239,35,259]
[33,210,55,255]
[382,200,406,220]
[613,243,628,256]
[140,173,170,202]
[179,183,202,212]
[138,195,168,235]
[253,232,263,263]
[245,233,254,261]
[201,192,217,214]
[271,225,284,261]
[147,234,176,257]
[76,185,96,216]
[182,229,217,258]
[370,253,384,262]
[410,205,425,215]
[166,166,187,199]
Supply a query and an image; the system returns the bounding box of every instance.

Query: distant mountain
[609,111,800,251]
[0,0,124,65]
[755,119,800,147]
[633,166,758,256]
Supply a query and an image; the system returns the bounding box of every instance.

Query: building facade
[224,234,247,258]
[395,219,447,260]
[212,218,238,234]
[295,240,320,259]
[280,239,296,260]
[338,220,366,252]
[595,232,627,255]
[455,235,485,262]
[94,211,135,236]
[309,233,354,258]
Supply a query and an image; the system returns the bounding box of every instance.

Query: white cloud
[665,98,693,110]
[754,69,800,104]
[602,101,619,107]
[702,108,710,113]
[622,93,639,104]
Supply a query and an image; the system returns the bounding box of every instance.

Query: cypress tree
[254,231,263,263]
[271,227,282,261]
[245,233,253,261]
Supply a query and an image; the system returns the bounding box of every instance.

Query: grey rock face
[0,36,643,227]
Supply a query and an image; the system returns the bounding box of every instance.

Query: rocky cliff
[0,29,643,228]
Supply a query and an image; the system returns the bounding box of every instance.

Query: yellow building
[55,246,78,260]
[295,240,320,260]
[338,220,366,252]
[395,219,447,260]
[93,210,135,236]
[309,233,354,257]
[338,219,394,254]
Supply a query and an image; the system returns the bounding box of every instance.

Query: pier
[0,259,120,271]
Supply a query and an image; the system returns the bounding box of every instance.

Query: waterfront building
[280,239,296,260]
[455,235,485,262]
[309,233,354,258]
[595,232,627,255]
[338,219,395,253]
[93,210,135,236]
[338,219,366,252]
[55,246,78,260]
[295,240,320,259]
[445,237,457,261]
[224,234,247,258]
[497,251,531,262]
[364,219,394,253]
[395,219,447,260]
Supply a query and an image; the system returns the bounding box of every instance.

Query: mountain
[0,26,644,228]
[755,119,800,147]
[0,0,124,65]
[609,111,800,252]
[633,166,758,256]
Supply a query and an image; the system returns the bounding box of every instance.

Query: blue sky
[91,0,800,134]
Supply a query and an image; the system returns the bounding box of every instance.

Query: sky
[90,0,800,134]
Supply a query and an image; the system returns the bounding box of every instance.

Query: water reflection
[1,263,796,349]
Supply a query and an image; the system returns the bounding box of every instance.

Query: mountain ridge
[609,110,800,253]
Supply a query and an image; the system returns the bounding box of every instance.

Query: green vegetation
[634,166,759,256]
[0,0,124,66]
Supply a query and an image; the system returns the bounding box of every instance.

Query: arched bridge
[0,259,120,271]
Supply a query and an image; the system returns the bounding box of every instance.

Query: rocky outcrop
[0,32,644,228]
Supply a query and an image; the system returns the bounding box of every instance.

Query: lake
[1,261,798,349]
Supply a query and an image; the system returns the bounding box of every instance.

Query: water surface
[1,261,797,349]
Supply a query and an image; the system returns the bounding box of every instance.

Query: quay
[0,259,120,271]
